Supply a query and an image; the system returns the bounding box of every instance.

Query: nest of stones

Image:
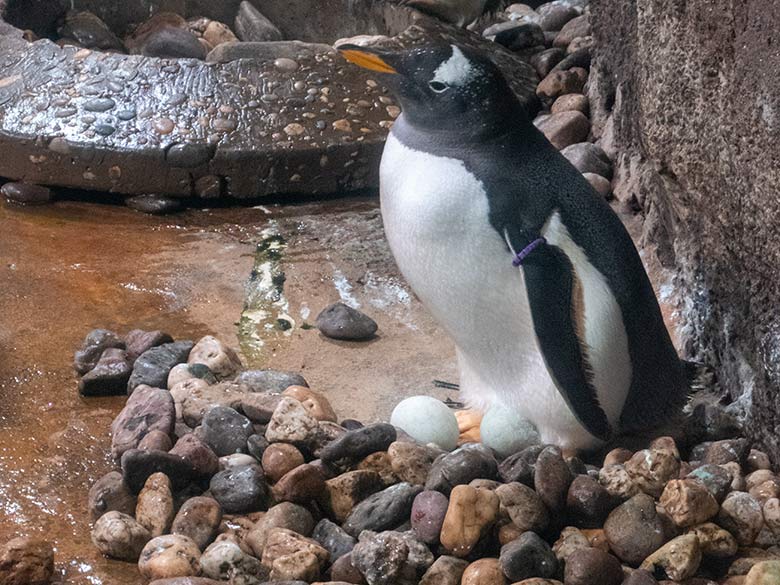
[73,324,780,585]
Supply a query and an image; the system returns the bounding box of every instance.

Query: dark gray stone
[603,493,666,566]
[209,465,268,513]
[531,47,566,77]
[57,10,124,51]
[425,443,498,495]
[79,348,132,396]
[499,531,559,582]
[234,369,308,393]
[246,434,270,460]
[74,329,125,375]
[499,444,545,486]
[200,406,253,456]
[121,448,201,493]
[88,471,136,521]
[343,482,423,537]
[1,181,53,205]
[319,423,396,463]
[138,27,206,59]
[316,302,378,341]
[127,341,194,394]
[483,21,546,51]
[311,518,356,561]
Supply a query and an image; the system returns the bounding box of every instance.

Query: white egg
[390,395,459,451]
[480,406,540,458]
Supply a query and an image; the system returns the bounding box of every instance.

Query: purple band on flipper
[512,237,547,267]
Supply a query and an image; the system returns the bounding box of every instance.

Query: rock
[746,470,776,491]
[147,579,222,585]
[121,449,201,492]
[171,497,222,551]
[584,172,612,197]
[58,10,124,51]
[537,2,579,31]
[262,443,305,482]
[220,453,259,470]
[320,423,397,463]
[324,470,384,522]
[460,558,507,585]
[111,385,175,459]
[138,535,201,581]
[136,25,206,59]
[272,463,326,505]
[126,195,184,214]
[202,21,237,49]
[343,482,422,537]
[74,329,125,374]
[240,393,283,424]
[535,110,591,150]
[0,538,52,585]
[316,302,378,341]
[622,570,659,585]
[329,552,364,583]
[567,35,592,54]
[566,474,613,527]
[551,93,589,116]
[419,555,468,585]
[209,465,268,513]
[0,181,51,205]
[723,461,747,491]
[701,439,752,466]
[245,503,315,557]
[483,22,545,51]
[92,511,151,561]
[718,491,763,546]
[358,451,399,487]
[388,441,441,486]
[411,490,449,544]
[598,464,640,499]
[136,472,175,538]
[499,444,544,485]
[440,485,499,557]
[659,479,719,527]
[746,561,780,585]
[200,540,267,584]
[536,68,588,100]
[181,381,248,426]
[531,48,567,78]
[551,526,590,562]
[506,3,541,23]
[604,493,667,566]
[188,336,242,379]
[170,434,220,477]
[282,386,337,422]
[246,434,269,460]
[167,363,217,389]
[426,443,498,494]
[206,40,332,63]
[499,531,558,582]
[234,1,283,42]
[640,534,702,581]
[139,430,173,452]
[551,47,592,73]
[747,449,772,472]
[686,522,738,558]
[89,470,137,520]
[312,519,356,561]
[480,407,540,458]
[553,14,590,47]
[125,329,175,361]
[624,448,681,498]
[262,528,329,581]
[495,481,549,533]
[266,397,320,446]
[351,530,433,585]
[535,445,574,512]
[127,341,194,394]
[234,369,308,393]
[390,396,459,450]
[563,547,623,585]
[200,406,253,456]
[561,142,613,178]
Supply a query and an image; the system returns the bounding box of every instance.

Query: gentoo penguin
[337,41,690,452]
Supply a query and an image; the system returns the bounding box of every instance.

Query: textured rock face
[590,0,780,461]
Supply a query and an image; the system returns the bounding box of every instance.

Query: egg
[480,406,540,458]
[390,395,460,451]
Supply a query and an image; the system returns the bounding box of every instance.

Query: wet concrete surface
[0,194,678,583]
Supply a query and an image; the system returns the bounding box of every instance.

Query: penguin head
[337,41,519,132]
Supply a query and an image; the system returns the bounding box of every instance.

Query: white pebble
[390,395,459,451]
[480,406,540,458]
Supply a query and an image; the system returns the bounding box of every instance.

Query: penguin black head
[337,41,522,133]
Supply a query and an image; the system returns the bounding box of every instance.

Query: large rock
[0,537,54,585]
[127,342,194,394]
[111,385,175,459]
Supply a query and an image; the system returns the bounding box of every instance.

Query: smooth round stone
[390,396,459,451]
[274,58,299,71]
[480,406,540,458]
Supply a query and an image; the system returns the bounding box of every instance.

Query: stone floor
[0,194,677,583]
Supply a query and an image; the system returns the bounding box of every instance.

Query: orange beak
[338,47,397,74]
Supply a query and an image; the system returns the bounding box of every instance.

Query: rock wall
[589,0,780,458]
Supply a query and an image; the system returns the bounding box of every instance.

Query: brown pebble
[262,443,305,482]
[283,386,337,422]
[271,463,326,505]
[563,547,623,585]
[153,118,175,134]
[460,558,507,585]
[440,485,499,557]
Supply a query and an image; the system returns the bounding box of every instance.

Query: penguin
[337,41,691,452]
[397,0,501,27]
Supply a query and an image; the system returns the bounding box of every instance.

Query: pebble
[329,552,364,583]
[272,463,326,504]
[181,381,248,426]
[136,472,175,537]
[320,423,397,463]
[91,511,151,561]
[411,490,449,544]
[78,347,132,395]
[234,1,283,42]
[246,434,269,461]
[747,450,772,472]
[500,531,558,581]
[121,449,200,492]
[604,493,667,565]
[167,363,217,389]
[625,448,682,498]
[499,444,544,485]
[460,558,507,585]
[535,110,591,150]
[622,569,660,585]
[566,474,613,527]
[584,172,612,197]
[440,485,499,556]
[686,522,738,558]
[495,481,549,533]
[234,369,308,393]
[599,464,640,499]
[484,22,545,51]
[209,465,268,513]
[245,502,315,557]
[640,534,702,581]
[200,540,267,583]
[718,491,764,545]
[343,482,423,537]
[111,384,175,459]
[325,470,384,521]
[170,434,219,477]
[188,336,242,379]
[659,479,719,527]
[425,443,498,494]
[561,142,613,178]
[316,302,378,340]
[480,407,540,458]
[359,451,399,486]
[200,406,253,456]
[171,496,222,550]
[202,21,237,48]
[553,14,590,48]
[390,396,459,450]
[58,11,124,51]
[1,182,53,205]
[746,560,780,584]
[282,386,337,422]
[266,397,320,446]
[551,93,590,116]
[127,341,194,392]
[89,470,137,520]
[537,2,579,31]
[531,48,566,77]
[138,27,207,59]
[536,68,588,100]
[312,518,357,561]
[551,526,590,562]
[263,443,305,482]
[351,530,433,585]
[420,555,468,585]
[74,329,125,374]
[261,528,329,580]
[138,535,201,580]
[697,439,751,466]
[535,445,574,512]
[388,441,441,485]
[241,393,283,425]
[126,194,184,215]
[563,547,623,585]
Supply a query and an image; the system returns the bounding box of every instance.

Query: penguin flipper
[519,242,613,441]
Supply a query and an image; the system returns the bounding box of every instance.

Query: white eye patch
[432,45,475,87]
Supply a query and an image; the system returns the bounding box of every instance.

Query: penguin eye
[428,80,449,93]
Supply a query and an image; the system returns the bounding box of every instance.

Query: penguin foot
[455,409,483,445]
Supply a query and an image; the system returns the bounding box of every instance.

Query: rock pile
[78,326,780,585]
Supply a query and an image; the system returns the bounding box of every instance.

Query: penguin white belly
[380,134,627,450]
